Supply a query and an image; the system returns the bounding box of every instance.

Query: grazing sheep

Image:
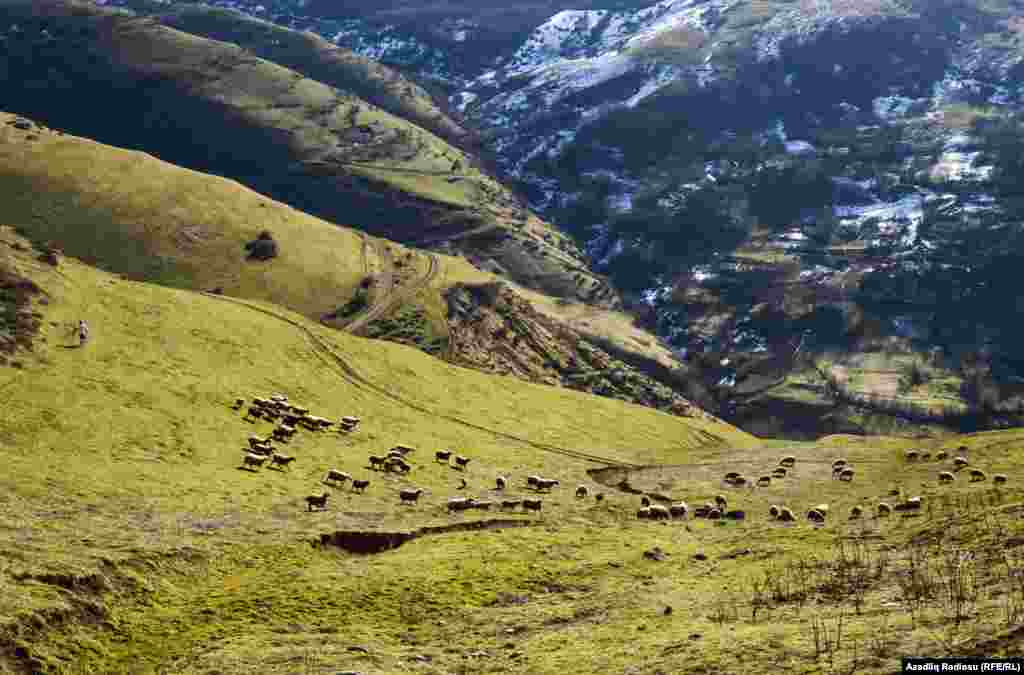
[895,497,922,512]
[392,444,415,455]
[244,406,263,421]
[838,468,855,482]
[636,507,652,520]
[707,508,722,520]
[495,476,508,490]
[534,478,560,492]
[473,500,493,511]
[500,499,522,510]
[953,456,970,470]
[877,502,893,517]
[242,453,267,469]
[769,504,780,519]
[724,471,741,482]
[522,498,543,513]
[807,509,826,523]
[399,488,424,504]
[269,454,295,470]
[920,451,932,461]
[305,493,329,511]
[340,416,360,425]
[832,459,848,470]
[435,450,453,463]
[969,469,987,483]
[385,457,411,474]
[324,469,351,486]
[351,479,370,493]
[454,455,471,470]
[714,494,728,509]
[732,476,748,487]
[575,485,589,499]
[447,497,476,512]
[247,444,274,457]
[905,449,920,462]
[849,505,863,519]
[779,456,796,468]
[387,450,405,461]
[757,475,771,487]
[248,435,269,448]
[813,503,830,516]
[368,455,387,470]
[648,505,671,520]
[526,475,541,489]
[994,474,1008,485]
[938,471,955,484]
[669,502,688,519]
[936,450,949,461]
[595,493,605,502]
[777,507,796,522]
[641,496,651,507]
[772,467,787,478]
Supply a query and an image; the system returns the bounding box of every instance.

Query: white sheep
[938,471,955,484]
[757,475,771,487]
[838,468,854,482]
[905,449,920,462]
[953,456,970,471]
[779,456,796,468]
[772,467,787,478]
[454,455,471,470]
[832,459,848,470]
[368,455,387,470]
[707,508,722,520]
[324,469,351,485]
[534,478,559,492]
[724,471,741,482]
[768,504,780,519]
[575,485,589,498]
[636,506,652,520]
[777,507,796,522]
[500,499,522,510]
[495,476,508,490]
[242,453,267,469]
[435,450,453,463]
[969,469,987,482]
[399,488,424,504]
[648,505,670,520]
[807,508,826,523]
[994,474,1009,485]
[351,479,370,493]
[669,502,688,519]
[936,450,949,461]
[714,494,728,509]
[877,502,893,517]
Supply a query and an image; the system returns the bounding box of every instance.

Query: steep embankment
[0,112,709,417]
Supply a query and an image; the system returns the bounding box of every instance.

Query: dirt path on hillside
[346,249,439,335]
[200,290,637,467]
[343,237,396,333]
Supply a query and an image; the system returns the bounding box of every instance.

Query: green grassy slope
[0,111,712,419]
[0,229,761,672]
[0,0,599,302]
[134,3,474,149]
[4,234,1024,673]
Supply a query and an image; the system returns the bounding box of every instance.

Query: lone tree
[244,230,278,261]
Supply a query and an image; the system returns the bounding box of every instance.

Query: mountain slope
[2,230,1024,673]
[0,0,613,306]
[276,0,1024,434]
[0,111,713,418]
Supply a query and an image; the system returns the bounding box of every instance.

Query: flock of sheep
[230,393,365,510]
[231,397,1012,526]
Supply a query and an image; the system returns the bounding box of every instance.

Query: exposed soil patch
[316,518,538,554]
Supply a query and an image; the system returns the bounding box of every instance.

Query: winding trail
[344,238,396,333]
[347,249,439,335]
[200,290,638,467]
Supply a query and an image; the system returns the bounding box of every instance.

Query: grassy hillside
[123,2,474,150]
[0,111,711,418]
[0,0,604,303]
[3,232,1024,673]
